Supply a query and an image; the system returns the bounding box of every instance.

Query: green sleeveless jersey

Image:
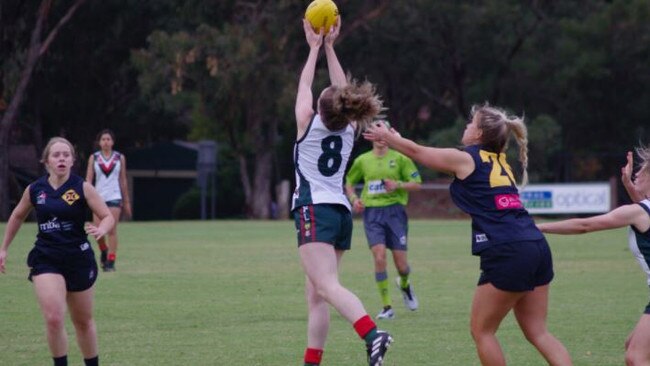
[346,149,421,207]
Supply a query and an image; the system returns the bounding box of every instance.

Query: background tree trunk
[0,0,84,219]
[250,150,273,219]
[0,0,50,219]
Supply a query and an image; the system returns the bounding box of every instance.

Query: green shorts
[293,204,352,250]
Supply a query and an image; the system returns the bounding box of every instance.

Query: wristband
[397,181,403,189]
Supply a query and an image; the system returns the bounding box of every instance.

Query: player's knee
[521,327,547,345]
[469,322,486,341]
[43,311,65,331]
[470,318,499,341]
[72,316,95,332]
[625,347,648,366]
[470,326,483,342]
[305,287,325,305]
[314,282,340,301]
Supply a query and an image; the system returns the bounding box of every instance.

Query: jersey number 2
[318,135,343,177]
[479,150,515,188]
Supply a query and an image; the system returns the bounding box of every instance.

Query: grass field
[0,219,645,365]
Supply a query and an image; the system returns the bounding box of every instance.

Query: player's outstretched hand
[363,121,395,144]
[324,16,341,46]
[621,151,634,186]
[303,18,323,49]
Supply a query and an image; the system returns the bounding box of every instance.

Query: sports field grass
[0,219,644,365]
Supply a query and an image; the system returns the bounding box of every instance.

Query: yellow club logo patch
[61,189,80,206]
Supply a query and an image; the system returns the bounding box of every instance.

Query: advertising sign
[520,183,611,214]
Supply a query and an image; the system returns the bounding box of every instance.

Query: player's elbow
[410,150,430,166]
[577,222,597,234]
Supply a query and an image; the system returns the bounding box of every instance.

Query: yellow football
[305,0,339,34]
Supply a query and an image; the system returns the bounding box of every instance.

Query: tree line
[1,0,649,219]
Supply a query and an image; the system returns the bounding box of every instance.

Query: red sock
[108,253,116,262]
[304,348,323,365]
[98,243,108,252]
[353,315,376,339]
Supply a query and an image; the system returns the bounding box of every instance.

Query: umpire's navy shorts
[363,204,408,251]
[27,243,98,292]
[477,238,554,292]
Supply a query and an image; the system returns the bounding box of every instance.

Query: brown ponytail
[319,76,383,132]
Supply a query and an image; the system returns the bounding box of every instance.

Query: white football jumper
[93,150,123,202]
[292,114,353,211]
[629,199,650,288]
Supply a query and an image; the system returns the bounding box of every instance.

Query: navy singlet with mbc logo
[29,174,93,263]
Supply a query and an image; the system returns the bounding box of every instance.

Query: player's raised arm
[622,151,644,203]
[295,19,323,137]
[323,17,345,87]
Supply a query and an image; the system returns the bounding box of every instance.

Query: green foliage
[428,116,466,149]
[419,116,465,180]
[130,2,310,217]
[131,5,300,149]
[4,0,650,218]
[503,0,650,163]
[527,114,563,182]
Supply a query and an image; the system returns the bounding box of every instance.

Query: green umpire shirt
[346,149,422,207]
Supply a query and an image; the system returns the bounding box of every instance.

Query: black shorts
[27,244,98,292]
[105,199,122,208]
[293,204,352,250]
[477,239,554,292]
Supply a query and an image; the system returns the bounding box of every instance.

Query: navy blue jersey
[29,174,90,250]
[450,145,543,254]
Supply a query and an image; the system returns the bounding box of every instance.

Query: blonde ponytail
[473,103,529,187]
[636,144,650,174]
[504,116,529,187]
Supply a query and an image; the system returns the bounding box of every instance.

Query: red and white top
[93,150,123,202]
